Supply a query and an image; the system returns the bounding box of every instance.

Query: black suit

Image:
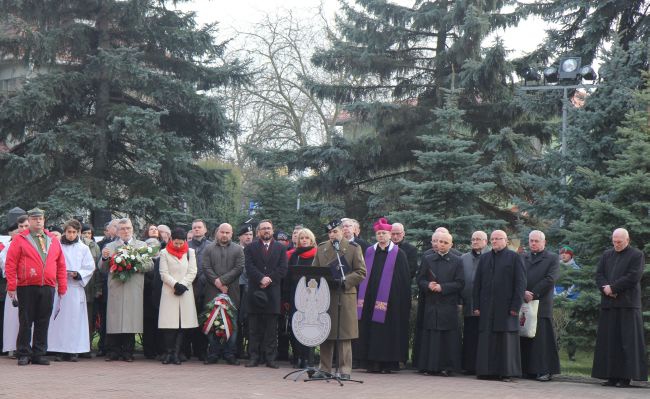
[244,239,288,363]
[396,240,419,280]
[520,250,560,376]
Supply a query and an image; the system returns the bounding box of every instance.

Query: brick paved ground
[0,356,648,399]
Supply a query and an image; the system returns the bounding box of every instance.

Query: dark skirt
[417,328,462,373]
[592,308,648,381]
[520,317,560,375]
[476,329,521,377]
[462,316,479,373]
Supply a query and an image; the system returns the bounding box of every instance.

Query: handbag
[518,299,539,338]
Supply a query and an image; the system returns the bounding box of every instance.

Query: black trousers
[248,313,278,362]
[106,333,135,357]
[16,285,55,357]
[236,284,249,358]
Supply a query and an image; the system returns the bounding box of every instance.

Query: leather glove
[174,283,188,296]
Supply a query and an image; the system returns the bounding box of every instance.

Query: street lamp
[519,57,599,226]
[518,57,599,157]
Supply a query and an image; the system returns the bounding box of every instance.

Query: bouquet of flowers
[109,244,158,282]
[200,294,237,342]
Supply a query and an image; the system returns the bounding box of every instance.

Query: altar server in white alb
[47,219,96,361]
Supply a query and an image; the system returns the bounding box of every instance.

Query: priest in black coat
[243,220,288,369]
[472,230,526,381]
[520,230,560,381]
[592,228,648,388]
[415,231,464,376]
[356,218,411,373]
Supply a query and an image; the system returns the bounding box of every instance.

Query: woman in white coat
[158,228,198,365]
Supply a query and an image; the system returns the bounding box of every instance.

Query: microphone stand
[306,242,363,386]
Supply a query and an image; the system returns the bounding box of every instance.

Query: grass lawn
[559,349,593,377]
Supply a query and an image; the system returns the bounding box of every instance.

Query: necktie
[37,234,46,252]
[123,241,129,247]
[264,243,269,253]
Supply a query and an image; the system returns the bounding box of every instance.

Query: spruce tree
[0,1,248,225]
[390,86,505,247]
[257,0,539,235]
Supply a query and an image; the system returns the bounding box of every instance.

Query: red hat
[373,217,392,232]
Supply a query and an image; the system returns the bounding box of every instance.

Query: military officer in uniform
[312,219,366,380]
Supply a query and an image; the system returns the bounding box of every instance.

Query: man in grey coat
[460,230,488,374]
[100,218,153,361]
[203,223,244,365]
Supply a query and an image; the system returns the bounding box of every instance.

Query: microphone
[332,239,340,252]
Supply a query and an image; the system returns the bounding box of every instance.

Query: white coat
[158,248,199,329]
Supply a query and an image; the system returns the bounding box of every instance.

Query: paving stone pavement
[0,356,648,399]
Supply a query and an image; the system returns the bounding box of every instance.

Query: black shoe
[32,356,50,365]
[204,357,219,365]
[54,354,64,362]
[266,361,279,369]
[68,354,79,362]
[79,352,92,359]
[105,353,119,362]
[17,356,30,366]
[616,379,631,388]
[440,370,450,377]
[245,360,259,368]
[122,354,134,362]
[162,353,172,365]
[602,379,617,387]
[500,377,513,382]
[536,374,551,382]
[224,357,240,366]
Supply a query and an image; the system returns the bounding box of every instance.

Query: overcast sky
[177,0,548,58]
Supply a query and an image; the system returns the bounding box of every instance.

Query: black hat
[274,230,289,241]
[48,225,63,234]
[171,227,186,241]
[81,224,93,232]
[237,223,254,237]
[252,290,268,307]
[326,219,342,232]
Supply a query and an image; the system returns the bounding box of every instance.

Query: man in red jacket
[5,208,67,366]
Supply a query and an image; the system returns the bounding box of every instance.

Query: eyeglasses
[471,238,485,241]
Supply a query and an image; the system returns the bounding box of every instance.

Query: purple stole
[357,243,398,323]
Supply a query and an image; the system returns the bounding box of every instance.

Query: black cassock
[520,250,561,376]
[472,248,526,378]
[592,245,648,381]
[415,252,464,373]
[357,244,411,372]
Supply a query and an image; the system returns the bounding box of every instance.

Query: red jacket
[5,229,67,294]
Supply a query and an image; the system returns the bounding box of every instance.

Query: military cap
[27,207,45,217]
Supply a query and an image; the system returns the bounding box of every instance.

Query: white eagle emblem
[292,277,331,347]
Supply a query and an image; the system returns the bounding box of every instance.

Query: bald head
[435,227,450,234]
[612,228,630,252]
[490,230,508,251]
[216,223,233,245]
[437,232,453,254]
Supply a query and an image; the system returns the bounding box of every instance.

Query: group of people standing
[0,208,647,388]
